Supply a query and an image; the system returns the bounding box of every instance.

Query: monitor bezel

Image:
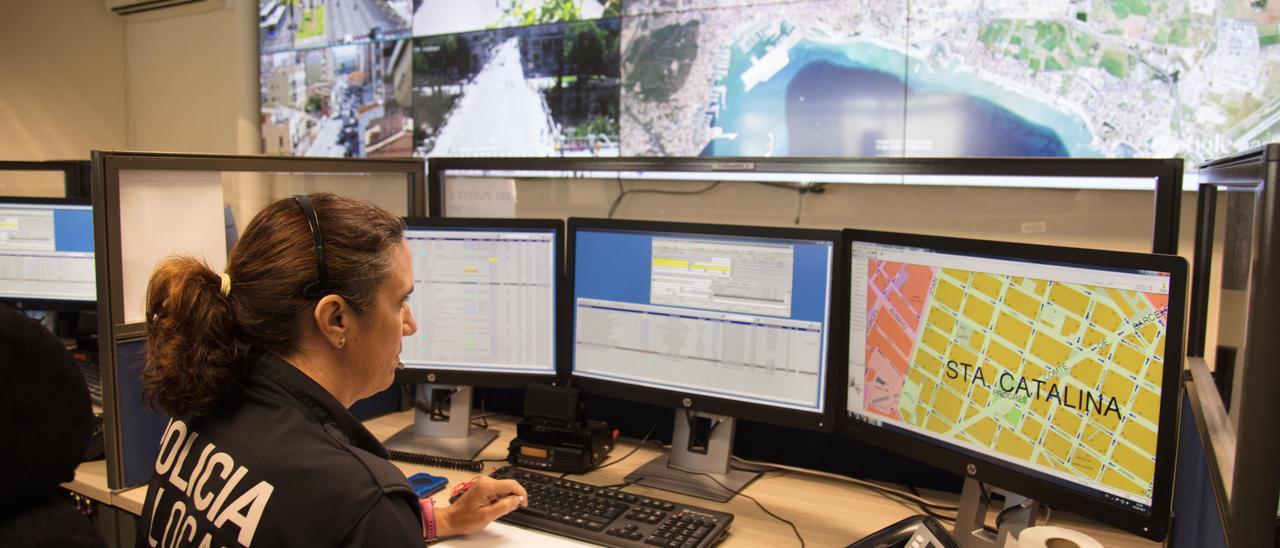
[0,196,96,310]
[395,217,565,389]
[836,228,1186,541]
[567,217,846,433]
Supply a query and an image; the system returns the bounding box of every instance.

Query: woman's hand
[436,476,528,537]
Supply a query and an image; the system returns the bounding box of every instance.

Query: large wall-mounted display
[260,0,1280,165]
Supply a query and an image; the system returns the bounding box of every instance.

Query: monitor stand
[952,477,1040,548]
[382,384,498,460]
[625,410,761,503]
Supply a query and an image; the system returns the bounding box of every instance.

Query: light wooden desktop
[364,410,1158,547]
[66,409,1160,546]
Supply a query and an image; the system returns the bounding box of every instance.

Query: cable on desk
[907,486,958,523]
[667,464,806,548]
[590,421,660,472]
[975,481,1054,534]
[598,477,642,492]
[479,458,510,471]
[731,456,960,512]
[387,450,484,472]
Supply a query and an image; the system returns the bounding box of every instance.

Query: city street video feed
[260,0,412,52]
[620,0,909,157]
[259,0,294,53]
[412,19,621,157]
[413,0,621,38]
[260,39,414,158]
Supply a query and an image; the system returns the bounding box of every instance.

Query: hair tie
[219,272,232,297]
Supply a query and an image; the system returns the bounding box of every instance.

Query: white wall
[0,1,127,161]
[124,2,259,154]
[0,1,259,162]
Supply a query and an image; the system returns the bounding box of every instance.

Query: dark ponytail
[143,257,240,418]
[142,193,404,418]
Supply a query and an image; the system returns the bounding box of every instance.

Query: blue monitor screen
[572,227,834,412]
[0,202,95,302]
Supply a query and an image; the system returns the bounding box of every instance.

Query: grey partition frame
[1187,145,1280,547]
[0,159,91,197]
[426,156,1184,255]
[90,151,426,487]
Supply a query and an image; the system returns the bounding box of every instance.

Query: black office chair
[0,304,106,547]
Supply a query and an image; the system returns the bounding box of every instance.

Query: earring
[338,336,346,348]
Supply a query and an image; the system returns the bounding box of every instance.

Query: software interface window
[0,202,95,302]
[573,229,833,412]
[400,228,556,373]
[847,240,1172,513]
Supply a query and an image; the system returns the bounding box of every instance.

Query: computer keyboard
[486,466,733,547]
[79,361,102,407]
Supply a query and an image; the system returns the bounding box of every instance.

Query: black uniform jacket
[137,350,422,547]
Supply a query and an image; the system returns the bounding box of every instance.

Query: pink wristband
[420,497,437,541]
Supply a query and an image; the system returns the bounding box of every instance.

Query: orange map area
[864,261,934,420]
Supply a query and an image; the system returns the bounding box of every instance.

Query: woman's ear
[313,295,349,349]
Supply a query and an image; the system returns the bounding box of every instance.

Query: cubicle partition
[90,151,427,488]
[1185,144,1280,547]
[0,159,91,198]
[426,157,1183,255]
[423,156,1188,498]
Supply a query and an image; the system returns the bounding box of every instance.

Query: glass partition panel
[0,170,68,197]
[440,167,1168,253]
[221,170,413,242]
[115,165,415,325]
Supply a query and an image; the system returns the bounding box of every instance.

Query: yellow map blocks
[972,273,1004,299]
[1049,283,1090,318]
[1043,430,1072,462]
[995,312,1032,349]
[1082,424,1113,456]
[1030,332,1071,367]
[1112,342,1147,376]
[928,308,956,336]
[1132,388,1159,424]
[1101,371,1136,411]
[1004,287,1042,320]
[879,263,1169,503]
[1072,358,1103,388]
[963,296,995,327]
[1070,449,1103,479]
[1102,467,1144,495]
[933,388,963,426]
[969,417,998,446]
[1111,442,1154,482]
[996,431,1034,460]
[1051,407,1084,438]
[934,280,964,312]
[1089,304,1123,334]
[921,327,950,357]
[1122,421,1158,455]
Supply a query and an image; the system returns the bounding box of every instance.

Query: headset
[292,194,345,299]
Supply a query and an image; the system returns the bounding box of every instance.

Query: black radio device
[508,384,613,473]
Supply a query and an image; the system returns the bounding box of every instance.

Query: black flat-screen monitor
[0,197,95,309]
[394,217,563,388]
[383,217,563,459]
[839,228,1186,541]
[567,217,843,501]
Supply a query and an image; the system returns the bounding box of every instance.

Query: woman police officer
[137,193,525,546]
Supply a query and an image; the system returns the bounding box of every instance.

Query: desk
[66,410,1160,547]
[364,411,1160,547]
